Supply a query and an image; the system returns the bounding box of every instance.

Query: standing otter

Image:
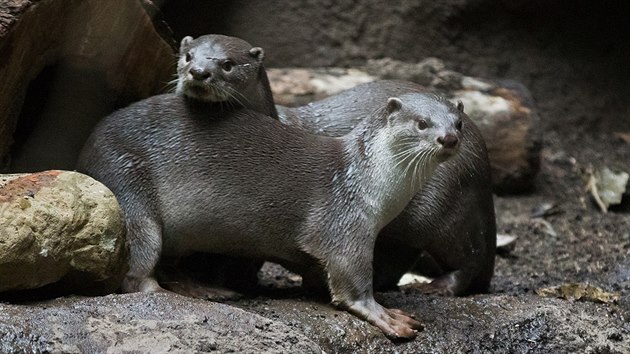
[77,92,462,338]
[176,34,278,118]
[278,81,496,295]
[173,35,495,295]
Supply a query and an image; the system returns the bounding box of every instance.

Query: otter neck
[338,118,437,229]
[252,67,278,119]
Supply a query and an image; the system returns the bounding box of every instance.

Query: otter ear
[386,97,402,114]
[180,36,194,53]
[249,47,265,62]
[385,98,402,125]
[456,100,465,112]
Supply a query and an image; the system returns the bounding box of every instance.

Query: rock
[453,78,541,194]
[365,57,462,91]
[0,292,323,354]
[1,289,627,353]
[0,170,126,294]
[267,62,541,194]
[268,68,376,106]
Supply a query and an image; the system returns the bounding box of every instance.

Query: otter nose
[190,67,211,81]
[438,133,459,149]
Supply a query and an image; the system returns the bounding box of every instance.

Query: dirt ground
[491,134,630,303]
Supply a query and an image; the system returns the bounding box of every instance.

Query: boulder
[0,170,126,294]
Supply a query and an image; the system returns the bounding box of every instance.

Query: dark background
[156,0,630,135]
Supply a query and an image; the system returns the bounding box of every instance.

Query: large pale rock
[268,60,541,193]
[0,170,126,294]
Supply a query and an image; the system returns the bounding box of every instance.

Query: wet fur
[175,35,278,118]
[172,35,495,295]
[279,80,496,295]
[77,93,459,338]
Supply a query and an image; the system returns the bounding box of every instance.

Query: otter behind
[279,80,496,295]
[175,34,278,118]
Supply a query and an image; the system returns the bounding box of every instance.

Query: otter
[77,92,462,338]
[173,35,495,295]
[278,80,496,295]
[175,34,278,118]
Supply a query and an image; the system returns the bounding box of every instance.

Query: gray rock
[0,292,323,354]
[365,57,457,89]
[0,170,127,294]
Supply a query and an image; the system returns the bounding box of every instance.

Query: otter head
[383,93,463,179]
[176,34,266,104]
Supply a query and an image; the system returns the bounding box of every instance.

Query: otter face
[176,35,265,103]
[386,93,463,175]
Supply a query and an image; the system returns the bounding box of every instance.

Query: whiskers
[174,79,253,110]
[163,74,180,93]
[164,53,183,93]
[223,85,251,108]
[392,139,439,190]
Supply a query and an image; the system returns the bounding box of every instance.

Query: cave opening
[9,63,115,173]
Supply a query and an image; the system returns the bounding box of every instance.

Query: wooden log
[0,0,176,172]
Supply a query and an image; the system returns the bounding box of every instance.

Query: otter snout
[190,67,211,81]
[436,132,460,162]
[438,133,459,149]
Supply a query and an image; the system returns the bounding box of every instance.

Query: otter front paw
[344,299,424,339]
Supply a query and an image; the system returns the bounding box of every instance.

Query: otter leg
[324,240,423,339]
[409,231,496,296]
[407,249,494,296]
[120,205,164,293]
[406,270,467,296]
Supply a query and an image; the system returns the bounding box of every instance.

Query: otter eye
[222,60,234,72]
[456,119,463,130]
[185,52,192,62]
[417,120,428,130]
